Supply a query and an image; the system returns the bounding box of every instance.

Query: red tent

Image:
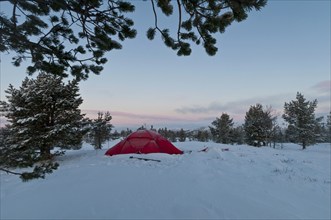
[105,130,183,156]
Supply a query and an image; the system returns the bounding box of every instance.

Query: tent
[105,130,183,156]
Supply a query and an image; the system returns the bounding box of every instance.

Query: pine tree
[0,73,86,181]
[244,104,275,147]
[0,126,11,169]
[283,92,322,149]
[0,1,267,79]
[120,128,132,138]
[158,127,169,139]
[112,130,121,140]
[177,128,187,142]
[150,125,157,132]
[168,130,177,142]
[284,125,297,143]
[209,113,234,144]
[270,125,284,148]
[194,129,210,142]
[231,125,245,145]
[86,112,113,149]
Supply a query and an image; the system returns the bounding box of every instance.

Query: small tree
[0,73,86,181]
[86,112,113,149]
[244,104,275,147]
[158,127,169,139]
[177,128,187,142]
[112,130,121,140]
[194,129,210,142]
[270,125,284,148]
[283,92,322,149]
[120,128,132,138]
[168,130,177,142]
[231,125,245,145]
[209,113,234,144]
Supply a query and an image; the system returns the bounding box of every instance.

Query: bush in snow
[0,73,87,181]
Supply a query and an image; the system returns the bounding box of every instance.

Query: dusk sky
[0,1,330,130]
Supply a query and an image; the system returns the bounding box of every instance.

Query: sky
[0,0,330,130]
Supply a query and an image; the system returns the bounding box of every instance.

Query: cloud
[83,109,192,122]
[81,109,221,130]
[175,102,226,114]
[311,80,331,93]
[82,89,330,129]
[174,94,301,126]
[308,80,331,114]
[175,94,287,115]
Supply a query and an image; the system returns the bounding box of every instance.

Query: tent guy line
[129,156,161,162]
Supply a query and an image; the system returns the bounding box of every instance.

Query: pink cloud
[83,109,189,121]
[81,109,210,129]
[312,80,331,93]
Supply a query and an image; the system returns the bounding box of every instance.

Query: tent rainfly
[105,130,183,156]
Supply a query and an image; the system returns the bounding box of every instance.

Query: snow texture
[1,141,330,219]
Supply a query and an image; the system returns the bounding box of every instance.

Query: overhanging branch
[0,167,22,176]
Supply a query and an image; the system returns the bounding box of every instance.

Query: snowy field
[1,141,330,219]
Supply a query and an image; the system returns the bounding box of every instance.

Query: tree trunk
[302,141,306,150]
[40,146,52,160]
[97,137,102,149]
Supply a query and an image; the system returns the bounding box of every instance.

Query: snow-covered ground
[1,141,330,219]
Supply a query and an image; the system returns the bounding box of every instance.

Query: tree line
[208,97,330,149]
[0,73,329,181]
[115,93,330,149]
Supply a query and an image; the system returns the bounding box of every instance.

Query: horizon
[1,105,329,131]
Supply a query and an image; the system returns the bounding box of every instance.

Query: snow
[16,117,38,124]
[1,141,330,219]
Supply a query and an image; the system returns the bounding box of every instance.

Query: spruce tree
[231,125,245,145]
[168,130,177,142]
[244,104,275,147]
[270,125,284,148]
[209,113,234,144]
[0,127,11,170]
[86,112,113,150]
[0,0,267,79]
[194,129,210,142]
[112,130,121,140]
[177,128,187,142]
[158,127,170,139]
[0,72,86,181]
[283,92,322,149]
[120,128,132,138]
